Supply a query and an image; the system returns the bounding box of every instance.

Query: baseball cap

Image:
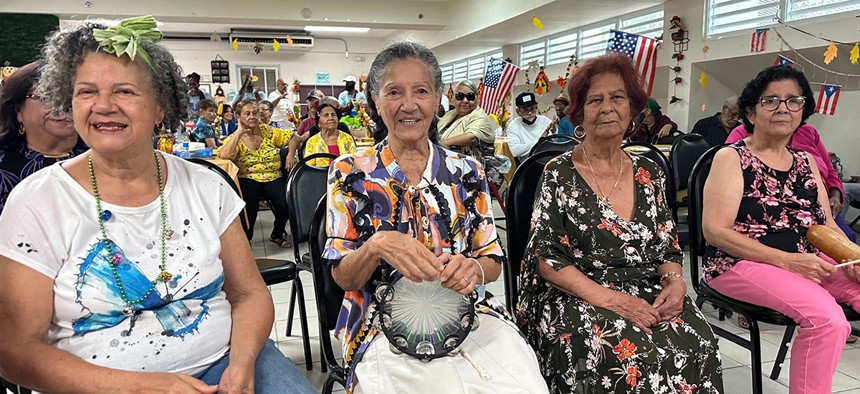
[515,92,537,108]
[306,89,325,101]
[343,75,358,83]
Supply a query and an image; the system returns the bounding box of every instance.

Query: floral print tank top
[703,141,825,281]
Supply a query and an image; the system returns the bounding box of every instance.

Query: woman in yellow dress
[302,103,356,167]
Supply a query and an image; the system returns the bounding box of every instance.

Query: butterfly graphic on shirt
[72,240,222,338]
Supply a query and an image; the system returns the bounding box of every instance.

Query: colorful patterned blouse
[704,142,825,281]
[303,131,356,167]
[216,125,292,182]
[322,138,510,391]
[0,141,88,216]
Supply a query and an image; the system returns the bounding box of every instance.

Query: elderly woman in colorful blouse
[703,65,860,394]
[218,99,294,246]
[516,53,723,393]
[437,79,496,159]
[322,41,547,393]
[302,103,356,167]
[0,61,87,216]
[0,17,315,393]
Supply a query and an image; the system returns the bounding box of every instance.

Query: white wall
[163,37,386,96]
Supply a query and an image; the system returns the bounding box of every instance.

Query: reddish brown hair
[565,53,647,128]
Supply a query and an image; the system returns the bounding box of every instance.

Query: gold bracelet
[660,271,684,283]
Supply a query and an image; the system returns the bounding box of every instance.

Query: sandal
[848,335,858,344]
[737,315,750,330]
[269,235,292,248]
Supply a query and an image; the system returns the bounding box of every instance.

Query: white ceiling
[35,0,667,63]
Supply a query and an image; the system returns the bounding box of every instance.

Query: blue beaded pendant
[100,210,112,221]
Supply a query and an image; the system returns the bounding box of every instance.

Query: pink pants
[708,254,860,394]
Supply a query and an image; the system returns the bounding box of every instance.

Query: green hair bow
[92,15,163,72]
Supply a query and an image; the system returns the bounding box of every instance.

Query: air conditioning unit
[229,30,314,50]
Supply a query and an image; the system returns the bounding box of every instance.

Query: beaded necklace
[88,151,172,317]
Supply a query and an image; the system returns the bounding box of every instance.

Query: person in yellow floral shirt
[302,103,356,167]
[218,100,294,246]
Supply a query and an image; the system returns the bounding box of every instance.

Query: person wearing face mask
[506,92,553,160]
[337,75,366,116]
[691,96,740,148]
[437,79,496,160]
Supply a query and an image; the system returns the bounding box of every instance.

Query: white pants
[353,314,548,394]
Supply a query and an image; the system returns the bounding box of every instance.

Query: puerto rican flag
[751,28,768,53]
[815,84,841,116]
[773,55,795,67]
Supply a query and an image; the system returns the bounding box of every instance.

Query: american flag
[773,54,795,67]
[606,30,659,96]
[815,84,841,116]
[751,29,768,53]
[480,58,519,114]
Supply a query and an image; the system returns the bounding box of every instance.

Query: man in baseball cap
[507,92,553,159]
[338,75,366,115]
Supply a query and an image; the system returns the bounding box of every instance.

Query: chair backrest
[287,153,337,262]
[670,133,711,191]
[309,195,344,331]
[686,145,723,295]
[528,134,579,157]
[621,142,676,221]
[503,149,565,310]
[308,195,346,370]
[187,158,249,232]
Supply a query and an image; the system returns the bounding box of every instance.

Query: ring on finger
[460,276,468,284]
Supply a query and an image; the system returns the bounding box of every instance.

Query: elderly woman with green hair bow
[0,16,316,394]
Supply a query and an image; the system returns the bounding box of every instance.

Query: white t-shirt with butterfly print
[0,153,244,376]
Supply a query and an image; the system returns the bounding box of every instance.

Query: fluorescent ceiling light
[304,26,370,33]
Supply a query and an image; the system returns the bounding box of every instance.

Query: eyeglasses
[518,105,537,114]
[25,94,43,102]
[454,92,477,102]
[759,96,806,112]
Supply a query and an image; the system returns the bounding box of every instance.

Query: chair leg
[487,180,506,214]
[294,280,313,371]
[747,315,764,394]
[285,279,298,336]
[770,325,796,380]
[319,339,328,373]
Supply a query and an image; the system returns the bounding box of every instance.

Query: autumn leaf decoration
[823,41,838,65]
[851,43,859,66]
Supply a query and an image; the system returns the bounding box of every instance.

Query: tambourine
[372,273,478,362]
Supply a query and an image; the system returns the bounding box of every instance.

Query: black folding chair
[309,195,347,393]
[503,150,566,311]
[687,146,860,394]
[189,158,314,370]
[528,133,578,157]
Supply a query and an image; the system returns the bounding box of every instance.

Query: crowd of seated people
[3,14,860,394]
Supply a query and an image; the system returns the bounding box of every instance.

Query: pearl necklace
[88,151,172,317]
[581,143,624,209]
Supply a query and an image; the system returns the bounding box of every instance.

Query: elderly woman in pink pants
[703,65,860,394]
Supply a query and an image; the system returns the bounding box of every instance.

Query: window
[620,8,664,40]
[468,56,485,79]
[441,64,454,84]
[236,65,278,94]
[452,61,468,82]
[546,32,577,66]
[520,40,546,68]
[786,0,860,21]
[579,23,614,60]
[706,0,859,36]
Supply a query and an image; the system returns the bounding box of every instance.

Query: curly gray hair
[37,22,189,132]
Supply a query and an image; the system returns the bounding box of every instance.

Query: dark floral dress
[703,142,825,282]
[517,151,723,393]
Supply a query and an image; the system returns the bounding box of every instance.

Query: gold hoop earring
[18,124,26,135]
[573,125,586,139]
[627,121,637,133]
